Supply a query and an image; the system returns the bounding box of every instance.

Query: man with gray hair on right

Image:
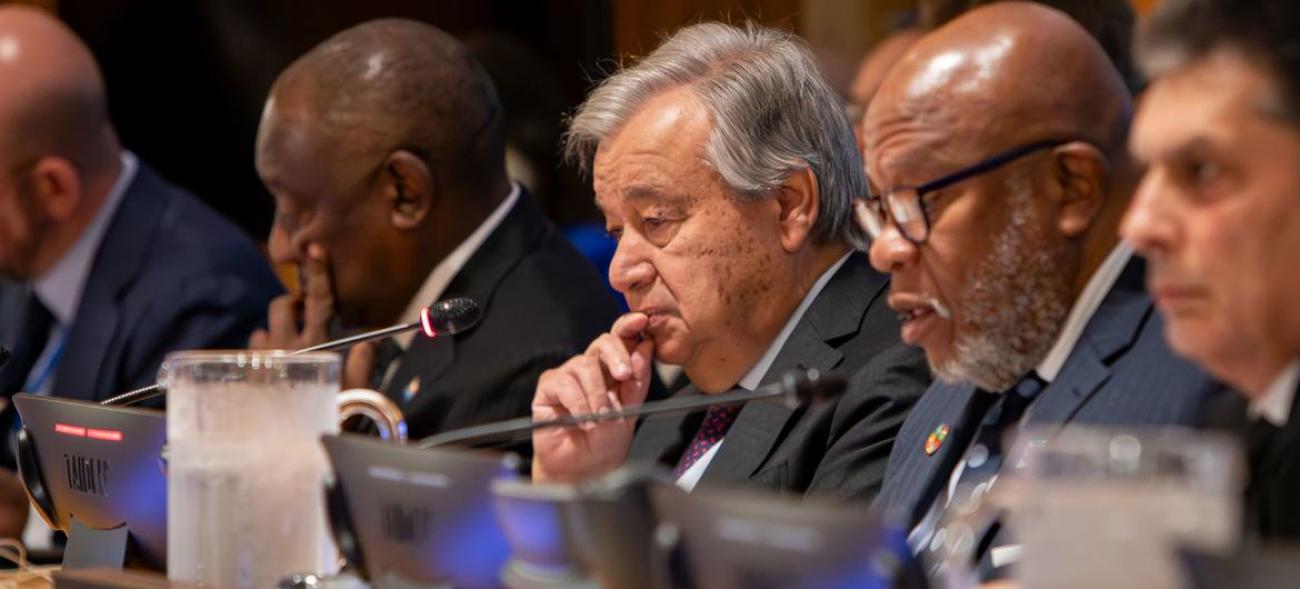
[529,22,929,497]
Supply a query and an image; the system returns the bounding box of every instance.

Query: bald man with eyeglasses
[856,2,1231,579]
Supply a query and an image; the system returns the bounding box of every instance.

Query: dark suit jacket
[873,256,1231,527]
[1246,380,1300,542]
[626,252,931,499]
[0,162,282,406]
[381,190,621,441]
[1203,378,1300,543]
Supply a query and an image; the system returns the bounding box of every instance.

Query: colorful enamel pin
[402,376,421,404]
[924,424,950,456]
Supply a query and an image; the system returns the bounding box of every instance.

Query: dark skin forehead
[864,1,1132,184]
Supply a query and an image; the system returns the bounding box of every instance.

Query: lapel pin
[402,376,421,404]
[924,424,950,456]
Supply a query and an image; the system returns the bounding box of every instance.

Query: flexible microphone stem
[0,345,9,369]
[416,368,844,449]
[290,321,420,355]
[99,297,481,407]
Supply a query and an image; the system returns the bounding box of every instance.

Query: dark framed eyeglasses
[855,139,1073,244]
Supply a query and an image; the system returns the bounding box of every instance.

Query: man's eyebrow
[595,185,690,211]
[1159,135,1215,161]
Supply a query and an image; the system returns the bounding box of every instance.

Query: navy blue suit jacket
[873,256,1231,526]
[0,162,282,408]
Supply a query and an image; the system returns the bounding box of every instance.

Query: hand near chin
[249,244,335,350]
[531,312,655,482]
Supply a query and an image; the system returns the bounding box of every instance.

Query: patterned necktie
[673,404,742,478]
[949,373,1046,500]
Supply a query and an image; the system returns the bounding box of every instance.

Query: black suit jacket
[1204,377,1300,543]
[874,256,1232,527]
[0,162,282,409]
[626,252,931,499]
[381,190,621,441]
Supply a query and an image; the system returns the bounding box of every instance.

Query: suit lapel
[384,335,454,405]
[891,382,987,525]
[627,386,704,467]
[56,167,164,402]
[697,253,874,487]
[394,189,548,405]
[1026,257,1151,428]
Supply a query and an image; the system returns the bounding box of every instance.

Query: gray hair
[564,22,869,249]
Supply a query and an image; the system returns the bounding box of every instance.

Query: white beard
[931,171,1075,392]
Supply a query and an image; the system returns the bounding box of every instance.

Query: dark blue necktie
[0,294,53,397]
[912,373,1046,563]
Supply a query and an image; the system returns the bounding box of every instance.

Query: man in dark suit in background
[1123,0,1300,543]
[0,6,282,537]
[529,22,930,498]
[251,19,621,442]
[858,2,1228,574]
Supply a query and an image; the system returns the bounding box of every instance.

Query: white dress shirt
[1035,241,1133,383]
[1251,361,1300,427]
[381,183,520,387]
[676,253,852,491]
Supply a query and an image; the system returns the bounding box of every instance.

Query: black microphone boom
[416,367,845,449]
[292,297,482,354]
[99,297,482,407]
[0,344,9,369]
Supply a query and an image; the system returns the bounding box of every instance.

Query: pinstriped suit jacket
[873,257,1232,527]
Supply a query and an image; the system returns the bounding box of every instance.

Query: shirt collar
[393,182,520,348]
[32,151,138,324]
[736,252,851,391]
[1035,242,1133,383]
[1250,360,1300,427]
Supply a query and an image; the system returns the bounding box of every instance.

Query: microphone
[416,367,846,449]
[99,297,482,407]
[0,344,9,369]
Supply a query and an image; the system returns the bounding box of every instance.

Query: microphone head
[778,368,847,407]
[419,297,482,338]
[0,344,8,369]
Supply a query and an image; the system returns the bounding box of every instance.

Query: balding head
[870,2,1131,165]
[256,19,510,329]
[0,6,121,281]
[0,5,117,174]
[259,19,506,198]
[860,2,1135,391]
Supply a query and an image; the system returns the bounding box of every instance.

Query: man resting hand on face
[530,22,931,498]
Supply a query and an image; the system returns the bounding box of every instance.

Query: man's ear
[775,166,820,253]
[1052,142,1110,238]
[382,149,434,230]
[29,157,82,221]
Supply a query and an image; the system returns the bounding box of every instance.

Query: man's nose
[868,222,920,274]
[608,234,655,295]
[1120,169,1179,258]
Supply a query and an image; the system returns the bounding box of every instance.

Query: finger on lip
[613,312,650,338]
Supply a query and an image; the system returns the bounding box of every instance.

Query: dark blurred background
[14,0,1159,249]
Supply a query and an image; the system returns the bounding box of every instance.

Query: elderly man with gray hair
[529,22,929,497]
